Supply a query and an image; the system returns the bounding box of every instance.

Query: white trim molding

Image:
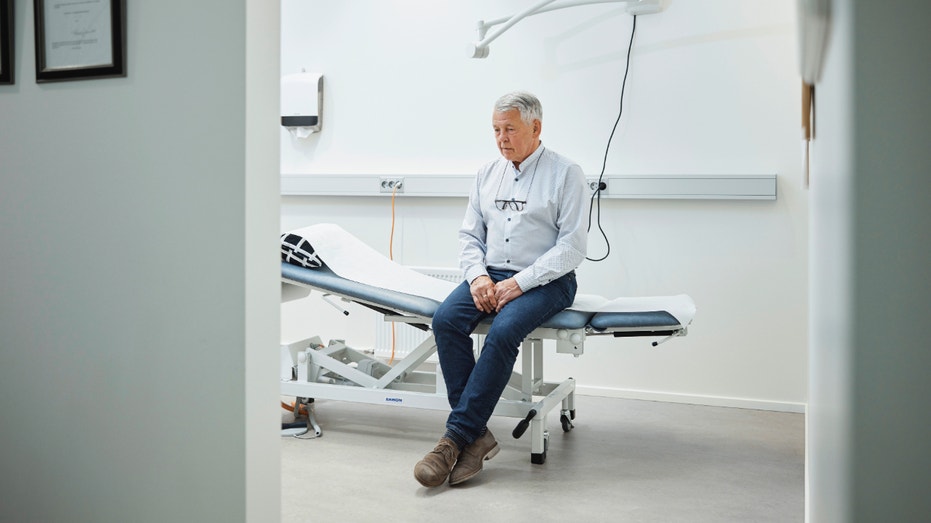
[281,174,777,200]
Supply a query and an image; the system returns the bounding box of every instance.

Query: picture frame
[34,0,125,83]
[0,0,13,85]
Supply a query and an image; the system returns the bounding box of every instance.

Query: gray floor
[281,395,804,522]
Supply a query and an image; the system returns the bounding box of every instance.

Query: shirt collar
[511,142,545,173]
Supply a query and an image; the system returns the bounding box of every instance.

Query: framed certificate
[0,0,12,85]
[34,0,125,82]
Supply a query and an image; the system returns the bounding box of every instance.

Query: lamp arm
[481,0,637,33]
[470,0,662,58]
[476,0,560,50]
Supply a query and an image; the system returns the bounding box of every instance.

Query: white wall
[0,2,280,522]
[808,0,931,520]
[280,0,808,410]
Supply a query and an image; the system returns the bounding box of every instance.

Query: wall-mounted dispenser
[281,71,323,138]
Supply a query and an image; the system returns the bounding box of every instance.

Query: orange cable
[388,184,399,364]
[281,400,308,417]
[389,185,397,260]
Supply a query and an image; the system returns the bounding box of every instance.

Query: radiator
[373,266,462,360]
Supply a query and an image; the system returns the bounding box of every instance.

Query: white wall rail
[281,174,777,200]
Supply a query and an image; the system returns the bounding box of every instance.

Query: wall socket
[379,177,404,193]
[587,179,607,192]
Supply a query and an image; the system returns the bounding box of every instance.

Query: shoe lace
[433,441,458,464]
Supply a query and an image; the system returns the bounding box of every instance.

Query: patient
[414,91,588,487]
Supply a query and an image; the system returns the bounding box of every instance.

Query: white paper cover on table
[283,223,695,327]
[284,223,457,303]
[570,294,696,327]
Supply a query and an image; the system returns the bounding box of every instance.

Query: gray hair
[494,91,542,125]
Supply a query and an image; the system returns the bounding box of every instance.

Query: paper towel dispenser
[281,72,323,137]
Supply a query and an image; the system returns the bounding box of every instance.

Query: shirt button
[505,238,509,242]
[506,259,511,263]
[507,218,511,222]
[514,178,519,182]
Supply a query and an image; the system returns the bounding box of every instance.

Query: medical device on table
[280,223,695,464]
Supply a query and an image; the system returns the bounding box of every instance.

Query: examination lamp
[469,0,665,59]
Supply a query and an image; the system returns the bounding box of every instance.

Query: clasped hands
[470,275,523,313]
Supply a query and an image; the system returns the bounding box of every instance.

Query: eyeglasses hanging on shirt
[493,147,543,212]
[495,199,526,211]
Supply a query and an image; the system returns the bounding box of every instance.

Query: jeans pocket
[556,272,578,307]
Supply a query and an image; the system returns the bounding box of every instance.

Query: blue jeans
[433,268,577,445]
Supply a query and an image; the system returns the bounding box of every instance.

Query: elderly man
[414,91,588,487]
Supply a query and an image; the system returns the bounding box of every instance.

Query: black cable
[587,14,637,262]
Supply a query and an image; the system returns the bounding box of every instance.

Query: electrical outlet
[587,179,607,192]
[379,177,404,193]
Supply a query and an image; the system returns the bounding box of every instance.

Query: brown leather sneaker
[414,437,461,488]
[449,429,499,486]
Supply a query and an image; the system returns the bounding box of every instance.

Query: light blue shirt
[459,144,588,292]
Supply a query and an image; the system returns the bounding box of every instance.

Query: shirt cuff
[464,266,488,285]
[513,271,538,293]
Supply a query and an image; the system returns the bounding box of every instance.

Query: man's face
[493,109,540,165]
